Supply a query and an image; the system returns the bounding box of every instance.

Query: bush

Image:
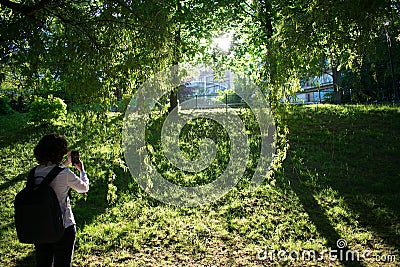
[28,95,67,126]
[214,89,244,106]
[0,94,14,114]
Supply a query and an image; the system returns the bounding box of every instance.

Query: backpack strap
[26,166,38,188]
[40,166,65,187]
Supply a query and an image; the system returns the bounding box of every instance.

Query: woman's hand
[63,151,84,172]
[73,160,85,172]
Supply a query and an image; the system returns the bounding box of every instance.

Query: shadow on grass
[0,173,26,192]
[0,114,59,150]
[73,164,140,227]
[13,251,35,267]
[72,178,109,228]
[281,104,400,266]
[280,167,365,267]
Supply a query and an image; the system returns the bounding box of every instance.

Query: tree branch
[0,0,52,16]
[113,0,167,32]
[238,2,256,19]
[43,7,106,50]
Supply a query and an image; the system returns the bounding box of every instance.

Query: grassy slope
[0,104,399,266]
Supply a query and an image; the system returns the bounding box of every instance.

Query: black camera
[71,150,80,165]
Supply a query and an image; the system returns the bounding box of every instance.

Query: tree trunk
[263,0,273,39]
[168,0,181,113]
[332,66,342,104]
[169,87,178,112]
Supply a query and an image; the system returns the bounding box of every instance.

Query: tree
[228,0,399,104]
[0,0,175,105]
[341,20,400,103]
[1,0,241,111]
[1,0,398,107]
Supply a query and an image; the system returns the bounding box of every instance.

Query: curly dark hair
[34,134,68,165]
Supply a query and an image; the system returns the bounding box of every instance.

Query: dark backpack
[14,166,65,244]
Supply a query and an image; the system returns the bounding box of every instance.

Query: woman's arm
[67,168,89,193]
[64,152,89,193]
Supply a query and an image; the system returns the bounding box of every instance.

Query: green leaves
[1,0,398,108]
[27,95,67,126]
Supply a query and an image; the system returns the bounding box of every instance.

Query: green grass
[0,104,399,266]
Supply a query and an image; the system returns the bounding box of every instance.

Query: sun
[213,33,233,52]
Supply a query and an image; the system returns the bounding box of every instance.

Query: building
[295,69,334,104]
[178,68,233,108]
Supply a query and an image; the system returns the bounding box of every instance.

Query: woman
[32,134,89,267]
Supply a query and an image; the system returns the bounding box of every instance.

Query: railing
[178,93,246,110]
[301,82,334,92]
